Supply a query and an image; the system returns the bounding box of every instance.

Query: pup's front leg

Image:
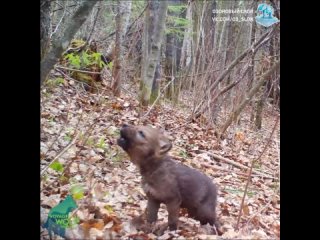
[146,198,160,223]
[166,199,181,231]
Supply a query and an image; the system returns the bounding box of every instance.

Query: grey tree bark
[254,88,268,130]
[247,1,258,91]
[41,0,51,59]
[180,3,192,70]
[217,0,232,66]
[164,0,179,100]
[112,0,131,96]
[121,0,132,36]
[140,0,168,106]
[203,0,216,62]
[40,0,98,86]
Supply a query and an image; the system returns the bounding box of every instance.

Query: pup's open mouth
[117,137,126,147]
[117,125,130,150]
[117,130,129,150]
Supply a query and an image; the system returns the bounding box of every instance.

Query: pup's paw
[131,215,156,233]
[152,222,168,236]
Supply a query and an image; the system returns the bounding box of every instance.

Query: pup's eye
[138,130,145,138]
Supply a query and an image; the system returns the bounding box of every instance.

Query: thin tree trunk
[40,0,98,86]
[140,0,168,106]
[180,3,192,70]
[164,0,178,100]
[248,1,258,121]
[41,0,51,59]
[254,89,268,130]
[122,0,132,36]
[140,1,149,96]
[247,1,257,90]
[203,0,216,57]
[112,0,127,96]
[217,0,232,66]
[150,1,168,104]
[151,62,161,103]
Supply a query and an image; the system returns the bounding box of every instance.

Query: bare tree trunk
[180,3,192,70]
[203,0,216,62]
[40,0,98,86]
[112,0,127,96]
[103,1,132,66]
[151,62,161,103]
[41,0,51,59]
[140,0,168,106]
[217,0,233,66]
[219,61,280,137]
[223,0,237,108]
[247,1,257,90]
[122,0,132,36]
[254,88,268,130]
[164,0,178,100]
[213,0,223,55]
[248,1,258,122]
[140,2,150,97]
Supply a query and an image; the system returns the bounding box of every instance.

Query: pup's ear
[159,136,172,155]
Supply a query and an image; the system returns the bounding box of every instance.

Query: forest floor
[41,78,280,240]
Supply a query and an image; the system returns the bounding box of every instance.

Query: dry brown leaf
[127,233,151,240]
[242,204,250,216]
[102,214,122,233]
[111,102,123,110]
[82,219,105,230]
[81,219,105,239]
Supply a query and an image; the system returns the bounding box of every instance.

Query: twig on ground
[55,65,102,74]
[41,132,80,176]
[198,150,273,178]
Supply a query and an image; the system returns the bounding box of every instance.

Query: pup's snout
[120,124,129,137]
[118,125,129,149]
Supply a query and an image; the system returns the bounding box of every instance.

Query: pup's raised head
[117,124,172,165]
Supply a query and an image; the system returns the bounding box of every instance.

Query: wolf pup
[117,124,222,234]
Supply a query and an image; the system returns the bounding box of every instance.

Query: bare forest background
[41,0,280,239]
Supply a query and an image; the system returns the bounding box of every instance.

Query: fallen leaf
[104,220,113,229]
[81,219,105,238]
[242,204,250,216]
[123,102,130,107]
